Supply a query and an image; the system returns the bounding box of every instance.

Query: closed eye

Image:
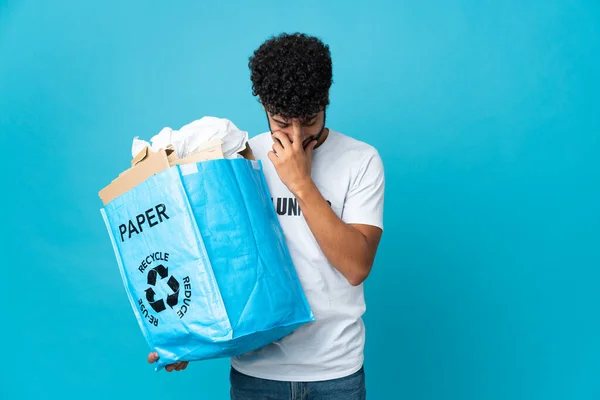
[272,118,289,128]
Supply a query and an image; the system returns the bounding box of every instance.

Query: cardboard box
[99,141,254,205]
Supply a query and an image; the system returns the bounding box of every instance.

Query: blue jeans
[229,366,366,400]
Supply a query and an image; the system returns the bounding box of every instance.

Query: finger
[272,131,292,150]
[181,362,189,371]
[268,151,279,164]
[166,364,175,372]
[292,123,303,149]
[272,140,284,155]
[176,362,188,371]
[148,352,159,364]
[305,139,318,161]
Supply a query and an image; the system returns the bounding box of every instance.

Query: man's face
[266,110,326,148]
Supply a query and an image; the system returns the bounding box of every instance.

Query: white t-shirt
[230,129,385,382]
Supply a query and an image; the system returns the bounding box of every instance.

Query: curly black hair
[249,33,333,120]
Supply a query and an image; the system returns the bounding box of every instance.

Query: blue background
[1,0,599,399]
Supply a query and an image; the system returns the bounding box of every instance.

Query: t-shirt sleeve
[341,149,385,230]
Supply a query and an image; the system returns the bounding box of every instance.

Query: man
[149,32,385,400]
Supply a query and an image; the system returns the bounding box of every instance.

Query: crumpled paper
[132,116,248,160]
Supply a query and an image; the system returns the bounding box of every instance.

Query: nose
[292,120,305,135]
[280,121,304,142]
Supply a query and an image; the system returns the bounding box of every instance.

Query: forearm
[295,180,372,286]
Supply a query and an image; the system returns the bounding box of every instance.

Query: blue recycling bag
[101,158,314,371]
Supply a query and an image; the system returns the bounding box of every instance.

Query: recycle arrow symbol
[166,275,180,309]
[145,264,180,313]
[145,287,166,313]
[147,264,169,286]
